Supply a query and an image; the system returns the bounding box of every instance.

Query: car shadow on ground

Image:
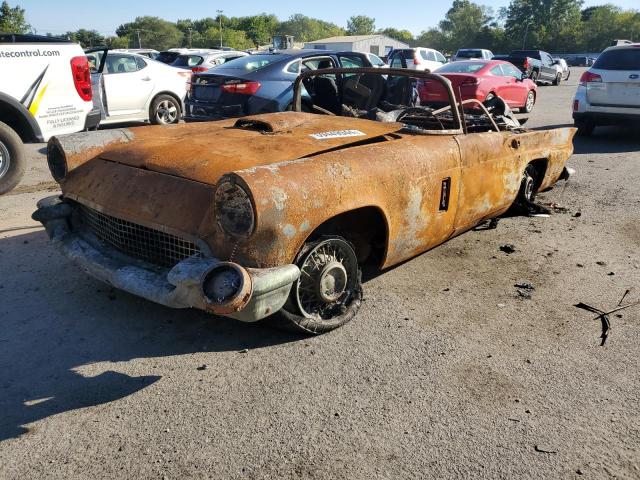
[573,127,640,155]
[0,230,302,442]
[533,124,640,155]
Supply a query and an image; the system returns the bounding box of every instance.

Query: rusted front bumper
[32,196,300,322]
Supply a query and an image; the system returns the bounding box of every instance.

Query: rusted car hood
[98,112,403,185]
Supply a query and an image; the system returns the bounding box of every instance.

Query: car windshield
[173,55,204,67]
[437,62,486,73]
[593,49,640,70]
[157,51,180,63]
[369,55,385,66]
[457,50,483,58]
[215,54,283,72]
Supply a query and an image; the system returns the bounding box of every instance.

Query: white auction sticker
[310,130,366,140]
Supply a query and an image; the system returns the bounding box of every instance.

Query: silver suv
[572,43,640,135]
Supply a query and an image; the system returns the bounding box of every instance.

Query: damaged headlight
[214,180,255,237]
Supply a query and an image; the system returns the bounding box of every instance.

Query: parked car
[387,47,447,72]
[566,56,596,67]
[572,42,640,136]
[36,67,575,334]
[453,49,494,61]
[418,60,537,113]
[156,48,193,65]
[0,33,100,194]
[504,50,560,85]
[553,57,571,81]
[184,49,374,121]
[364,52,387,68]
[112,48,159,60]
[86,48,191,125]
[171,50,249,73]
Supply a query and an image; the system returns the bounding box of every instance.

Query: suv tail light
[191,66,209,73]
[70,56,92,101]
[523,58,530,69]
[221,81,261,95]
[413,54,421,65]
[579,71,602,85]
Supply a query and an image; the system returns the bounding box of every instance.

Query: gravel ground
[0,68,638,479]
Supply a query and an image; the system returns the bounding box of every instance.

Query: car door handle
[141,77,151,81]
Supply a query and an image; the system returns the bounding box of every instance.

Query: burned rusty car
[33,68,575,334]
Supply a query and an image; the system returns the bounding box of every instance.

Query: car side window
[135,56,147,70]
[542,53,553,66]
[338,54,365,68]
[490,65,504,76]
[426,51,437,62]
[503,64,522,78]
[420,50,429,61]
[303,58,335,70]
[390,53,404,68]
[435,52,446,63]
[286,59,301,74]
[105,54,139,74]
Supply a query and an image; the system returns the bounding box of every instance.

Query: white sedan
[87,49,191,125]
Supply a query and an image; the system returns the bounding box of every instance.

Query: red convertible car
[419,60,537,113]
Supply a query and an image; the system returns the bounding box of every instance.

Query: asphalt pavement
[0,68,639,479]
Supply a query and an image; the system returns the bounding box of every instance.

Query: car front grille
[79,205,202,268]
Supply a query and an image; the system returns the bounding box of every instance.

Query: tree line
[2,0,639,53]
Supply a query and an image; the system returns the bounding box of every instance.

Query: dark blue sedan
[184,50,374,120]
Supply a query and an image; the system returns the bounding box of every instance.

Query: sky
[17,0,639,37]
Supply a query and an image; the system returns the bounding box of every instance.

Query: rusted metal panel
[204,134,462,269]
[54,112,575,276]
[62,160,215,241]
[58,113,403,185]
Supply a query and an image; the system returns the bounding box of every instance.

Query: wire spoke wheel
[295,238,359,320]
[0,141,10,180]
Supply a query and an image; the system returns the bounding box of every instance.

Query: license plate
[194,86,220,101]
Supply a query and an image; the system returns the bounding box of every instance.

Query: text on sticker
[310,130,366,140]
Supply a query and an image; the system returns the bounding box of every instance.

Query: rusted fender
[514,127,576,190]
[206,134,462,270]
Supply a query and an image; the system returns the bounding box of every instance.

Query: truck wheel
[150,94,181,125]
[0,121,26,195]
[553,73,562,86]
[270,236,363,335]
[575,120,595,137]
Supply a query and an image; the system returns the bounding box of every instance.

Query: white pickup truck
[0,33,100,194]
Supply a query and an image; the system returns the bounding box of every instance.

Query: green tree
[115,16,183,50]
[201,26,253,50]
[378,27,414,44]
[238,14,279,47]
[503,0,584,51]
[347,15,376,35]
[0,1,30,33]
[580,5,640,51]
[65,29,105,48]
[105,35,128,49]
[278,14,345,42]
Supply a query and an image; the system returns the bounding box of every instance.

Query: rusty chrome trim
[63,194,214,257]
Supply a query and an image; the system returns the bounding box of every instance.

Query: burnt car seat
[313,76,341,115]
[342,73,386,111]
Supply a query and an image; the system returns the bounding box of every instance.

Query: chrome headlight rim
[214,177,256,238]
[47,138,68,183]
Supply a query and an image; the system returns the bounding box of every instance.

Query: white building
[303,35,409,57]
